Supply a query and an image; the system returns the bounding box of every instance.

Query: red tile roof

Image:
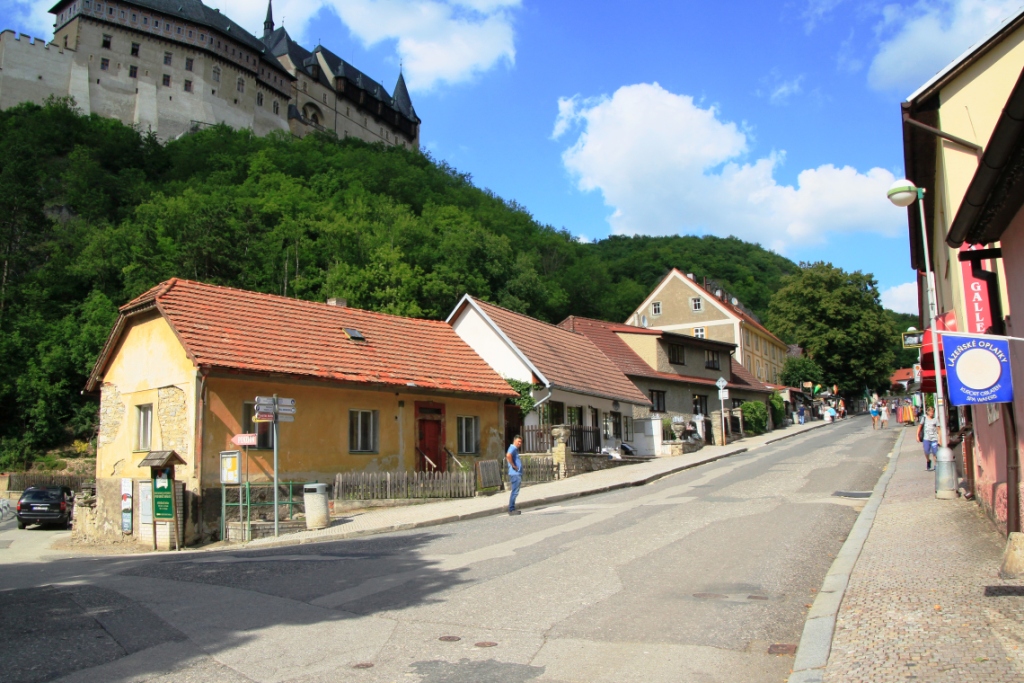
[461,298,651,406]
[891,368,915,383]
[558,316,770,394]
[728,358,773,394]
[89,279,517,398]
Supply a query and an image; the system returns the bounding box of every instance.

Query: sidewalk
[245,419,830,550]
[821,429,1024,682]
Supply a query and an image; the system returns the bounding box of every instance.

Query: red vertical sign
[960,244,992,334]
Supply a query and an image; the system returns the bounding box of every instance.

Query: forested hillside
[0,99,799,468]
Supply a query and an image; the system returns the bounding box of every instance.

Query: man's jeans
[799,415,805,425]
[508,472,522,511]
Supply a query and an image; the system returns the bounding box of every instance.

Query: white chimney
[327,298,347,307]
[686,273,695,280]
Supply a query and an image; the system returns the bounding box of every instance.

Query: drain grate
[832,491,872,499]
[768,643,798,656]
[984,585,1024,597]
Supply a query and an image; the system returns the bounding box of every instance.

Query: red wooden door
[418,419,444,472]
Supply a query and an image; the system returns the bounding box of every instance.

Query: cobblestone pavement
[823,429,1024,683]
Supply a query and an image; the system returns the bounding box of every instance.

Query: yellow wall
[202,376,506,487]
[96,313,197,482]
[741,324,787,383]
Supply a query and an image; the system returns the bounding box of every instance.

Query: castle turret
[392,71,418,122]
[264,0,275,41]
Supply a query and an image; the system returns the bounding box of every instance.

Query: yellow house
[900,6,1024,533]
[85,279,516,545]
[626,269,790,384]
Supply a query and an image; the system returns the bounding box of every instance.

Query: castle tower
[264,0,275,41]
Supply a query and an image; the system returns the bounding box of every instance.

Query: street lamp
[888,179,954,496]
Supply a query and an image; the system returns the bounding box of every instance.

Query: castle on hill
[0,0,420,146]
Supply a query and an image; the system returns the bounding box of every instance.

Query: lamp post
[888,180,955,498]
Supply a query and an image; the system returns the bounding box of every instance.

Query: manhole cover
[768,643,797,656]
[439,636,461,642]
[832,491,871,499]
[0,540,12,550]
[475,641,498,648]
[353,662,374,669]
[985,586,1024,597]
[693,593,728,599]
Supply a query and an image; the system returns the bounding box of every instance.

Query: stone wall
[157,386,189,458]
[98,382,125,448]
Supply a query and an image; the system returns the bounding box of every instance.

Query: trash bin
[935,447,957,500]
[303,483,329,530]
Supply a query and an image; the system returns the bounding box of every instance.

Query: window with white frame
[457,416,480,454]
[691,297,703,312]
[651,301,662,316]
[349,410,379,453]
[135,404,153,451]
[694,327,705,339]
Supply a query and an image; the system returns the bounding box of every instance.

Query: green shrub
[741,401,768,434]
[769,391,786,426]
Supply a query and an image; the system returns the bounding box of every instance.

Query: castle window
[200,34,205,42]
[102,34,112,49]
[212,67,220,82]
[257,92,264,106]
[154,21,159,29]
[188,30,193,38]
[107,6,113,15]
[95,3,102,13]
[100,58,109,71]
[120,10,125,19]
[184,80,193,92]
[236,78,245,94]
[162,74,171,87]
[163,52,172,66]
[131,42,139,56]
[177,27,182,35]
[185,58,193,72]
[129,65,137,78]
[142,17,148,26]
[131,13,136,22]
[273,100,279,114]
[322,93,327,104]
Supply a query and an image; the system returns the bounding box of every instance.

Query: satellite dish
[641,315,649,328]
[715,290,723,298]
[731,297,739,305]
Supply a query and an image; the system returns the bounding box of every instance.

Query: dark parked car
[16,487,73,529]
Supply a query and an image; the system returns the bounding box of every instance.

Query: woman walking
[880,400,890,429]
[870,402,880,429]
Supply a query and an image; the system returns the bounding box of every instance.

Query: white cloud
[802,0,846,33]
[16,0,519,92]
[868,0,1022,92]
[758,71,805,105]
[881,281,920,314]
[4,1,56,36]
[553,83,904,252]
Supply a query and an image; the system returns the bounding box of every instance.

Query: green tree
[766,263,896,393]
[886,310,922,370]
[741,401,768,434]
[779,356,824,389]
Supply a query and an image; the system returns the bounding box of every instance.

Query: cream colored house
[1,0,418,146]
[626,269,789,384]
[899,6,1024,534]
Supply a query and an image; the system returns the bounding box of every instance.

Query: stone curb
[787,427,906,682]
[243,420,833,552]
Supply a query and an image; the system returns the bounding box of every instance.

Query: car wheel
[17,520,26,529]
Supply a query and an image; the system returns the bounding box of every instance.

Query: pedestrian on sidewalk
[870,402,880,429]
[506,435,523,515]
[880,400,889,429]
[917,406,940,470]
[798,404,806,425]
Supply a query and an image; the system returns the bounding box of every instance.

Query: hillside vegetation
[0,99,837,469]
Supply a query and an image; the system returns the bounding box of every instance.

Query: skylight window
[344,328,365,341]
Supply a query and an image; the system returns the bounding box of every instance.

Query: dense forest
[0,99,891,469]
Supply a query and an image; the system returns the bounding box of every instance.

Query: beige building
[0,0,419,146]
[626,269,789,384]
[900,6,1024,534]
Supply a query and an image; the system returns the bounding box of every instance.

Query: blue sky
[4,0,1020,313]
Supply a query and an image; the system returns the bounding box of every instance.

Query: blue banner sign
[942,333,1014,406]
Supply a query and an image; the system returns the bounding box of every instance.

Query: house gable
[628,270,735,329]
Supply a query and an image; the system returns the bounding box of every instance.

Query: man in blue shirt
[506,435,523,515]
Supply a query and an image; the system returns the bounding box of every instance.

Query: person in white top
[880,401,889,429]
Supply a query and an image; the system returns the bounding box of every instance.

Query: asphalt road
[0,419,899,683]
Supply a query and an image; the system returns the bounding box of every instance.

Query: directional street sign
[718,389,730,401]
[277,398,296,407]
[716,377,728,390]
[253,411,275,423]
[255,396,276,405]
[231,433,258,447]
[277,414,295,423]
[277,405,296,415]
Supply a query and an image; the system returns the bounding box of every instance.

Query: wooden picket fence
[8,473,89,492]
[334,470,476,501]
